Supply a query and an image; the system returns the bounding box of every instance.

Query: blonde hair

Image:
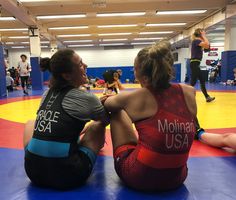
[136,40,174,90]
[191,28,203,41]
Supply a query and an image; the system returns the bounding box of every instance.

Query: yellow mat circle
[0,91,235,129]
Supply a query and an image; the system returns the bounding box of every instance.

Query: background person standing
[17,54,31,95]
[190,28,215,102]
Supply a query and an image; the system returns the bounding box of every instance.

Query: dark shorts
[24,149,93,190]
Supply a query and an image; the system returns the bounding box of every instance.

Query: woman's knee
[79,122,106,153]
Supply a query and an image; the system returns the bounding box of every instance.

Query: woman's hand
[200,30,206,37]
[100,94,114,105]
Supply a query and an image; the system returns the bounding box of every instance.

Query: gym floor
[0,83,236,200]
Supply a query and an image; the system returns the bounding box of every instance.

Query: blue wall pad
[186,59,191,82]
[87,65,181,83]
[43,70,51,82]
[221,51,236,82]
[30,57,43,90]
[86,66,135,83]
[0,45,7,98]
[173,63,181,82]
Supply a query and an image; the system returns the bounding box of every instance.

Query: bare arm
[27,62,32,72]
[104,89,157,122]
[104,91,130,112]
[198,30,210,49]
[107,81,117,88]
[179,84,197,117]
[117,80,125,90]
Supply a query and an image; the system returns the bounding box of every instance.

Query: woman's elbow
[104,99,112,111]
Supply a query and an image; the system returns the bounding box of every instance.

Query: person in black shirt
[102,69,123,94]
[190,28,215,102]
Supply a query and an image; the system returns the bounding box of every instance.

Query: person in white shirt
[17,54,31,95]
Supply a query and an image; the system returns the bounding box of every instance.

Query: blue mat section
[192,82,236,91]
[2,87,47,99]
[0,148,236,200]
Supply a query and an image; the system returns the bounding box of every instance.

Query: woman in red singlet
[103,40,197,191]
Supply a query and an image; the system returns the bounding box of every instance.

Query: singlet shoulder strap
[39,86,74,110]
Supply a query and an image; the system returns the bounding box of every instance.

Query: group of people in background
[102,69,124,94]
[5,52,126,95]
[79,69,124,94]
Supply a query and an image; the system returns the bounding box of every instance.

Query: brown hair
[192,28,204,40]
[40,49,77,90]
[136,40,174,90]
[20,54,27,59]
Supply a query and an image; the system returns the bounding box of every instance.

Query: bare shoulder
[179,84,196,97]
[179,84,197,116]
[129,87,157,107]
[131,87,150,95]
[118,87,149,98]
[128,87,155,102]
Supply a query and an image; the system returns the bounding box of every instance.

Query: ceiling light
[207,33,225,37]
[0,17,15,21]
[19,0,44,2]
[211,42,224,46]
[215,27,225,31]
[156,10,207,15]
[5,42,15,44]
[131,42,155,45]
[102,39,128,42]
[134,37,163,40]
[41,46,49,48]
[8,36,29,39]
[98,33,132,36]
[99,43,126,46]
[18,42,49,45]
[146,23,186,26]
[0,28,28,31]
[49,26,88,30]
[37,14,86,20]
[41,41,50,44]
[211,37,225,41]
[139,31,173,34]
[97,12,145,17]
[64,40,93,43]
[57,34,91,37]
[98,24,137,28]
[11,46,25,48]
[68,44,95,47]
